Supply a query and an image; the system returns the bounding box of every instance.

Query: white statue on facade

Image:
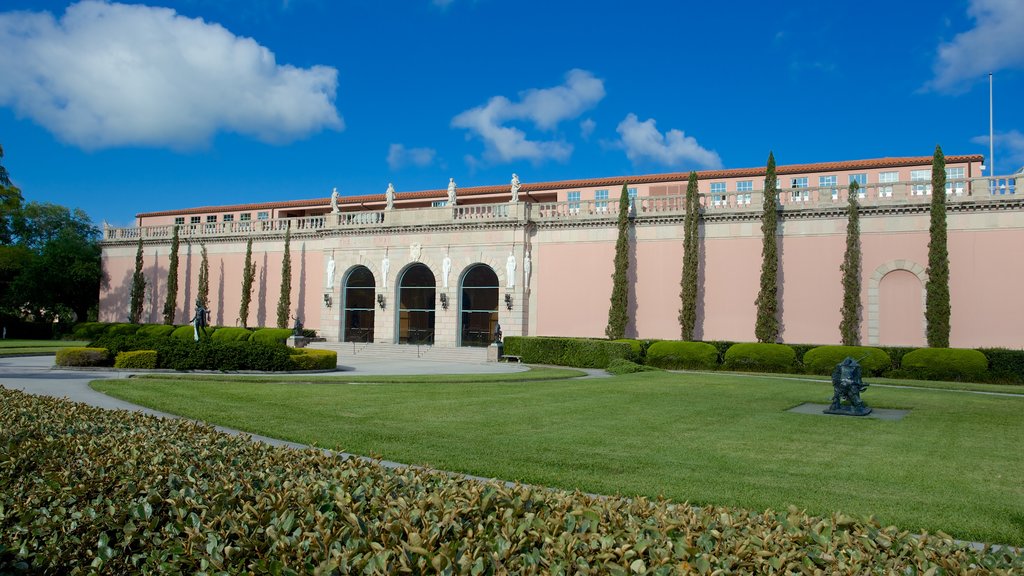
[442,253,452,289]
[510,173,521,203]
[326,256,336,289]
[385,183,395,211]
[523,250,531,291]
[410,243,422,262]
[381,255,390,289]
[447,178,457,206]
[330,187,340,214]
[506,251,516,288]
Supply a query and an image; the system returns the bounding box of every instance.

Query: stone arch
[457,263,500,347]
[340,264,376,343]
[866,259,927,346]
[395,261,438,344]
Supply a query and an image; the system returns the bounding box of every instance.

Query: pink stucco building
[100,153,1024,349]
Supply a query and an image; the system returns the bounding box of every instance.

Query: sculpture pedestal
[487,343,503,362]
[286,335,311,349]
[823,404,873,417]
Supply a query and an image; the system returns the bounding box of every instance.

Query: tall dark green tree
[276,226,292,329]
[679,171,700,340]
[925,144,950,347]
[239,238,255,328]
[197,243,209,311]
[754,152,781,343]
[161,225,180,325]
[128,235,146,324]
[839,181,862,345]
[605,184,631,340]
[0,144,24,245]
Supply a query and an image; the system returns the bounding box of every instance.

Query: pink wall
[536,243,614,337]
[879,270,924,346]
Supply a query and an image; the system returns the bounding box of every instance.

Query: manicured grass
[705,369,1024,395]
[0,339,89,355]
[92,371,1024,545]
[131,366,585,384]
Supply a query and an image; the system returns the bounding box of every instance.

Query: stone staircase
[308,341,490,363]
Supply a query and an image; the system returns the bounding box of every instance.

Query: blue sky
[1,0,1022,226]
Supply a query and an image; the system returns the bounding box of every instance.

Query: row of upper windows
[709,167,968,192]
[173,212,270,225]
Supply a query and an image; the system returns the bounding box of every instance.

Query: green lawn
[0,339,89,355]
[92,370,1024,545]
[130,366,585,384]
[704,369,1024,395]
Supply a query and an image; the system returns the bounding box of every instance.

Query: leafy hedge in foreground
[722,343,797,373]
[54,347,109,367]
[2,388,1019,574]
[503,336,633,368]
[645,341,718,370]
[899,348,989,382]
[87,335,296,371]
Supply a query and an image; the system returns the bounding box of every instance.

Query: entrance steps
[308,341,490,363]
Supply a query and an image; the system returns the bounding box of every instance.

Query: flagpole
[989,73,994,177]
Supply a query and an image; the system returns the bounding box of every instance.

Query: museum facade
[99,153,1024,349]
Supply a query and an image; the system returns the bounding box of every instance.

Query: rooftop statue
[825,356,872,416]
[330,187,340,214]
[510,173,521,203]
[447,178,457,206]
[385,183,395,210]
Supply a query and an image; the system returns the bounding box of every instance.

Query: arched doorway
[397,264,435,344]
[460,264,499,347]
[878,269,925,346]
[342,266,375,342]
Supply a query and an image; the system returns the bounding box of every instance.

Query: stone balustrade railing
[103,176,1018,242]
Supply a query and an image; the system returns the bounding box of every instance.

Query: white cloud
[387,143,437,170]
[580,118,596,140]
[615,113,722,169]
[451,69,605,164]
[0,1,343,150]
[971,130,1024,170]
[928,0,1024,92]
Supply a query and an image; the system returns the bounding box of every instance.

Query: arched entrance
[460,264,499,347]
[342,266,375,342]
[878,269,925,346]
[397,264,435,344]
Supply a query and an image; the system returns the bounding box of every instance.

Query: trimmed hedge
[135,324,177,338]
[612,339,643,362]
[289,348,338,370]
[88,334,295,372]
[113,350,158,369]
[978,348,1024,384]
[54,347,109,367]
[606,358,660,375]
[104,323,141,337]
[802,346,892,376]
[645,341,719,370]
[251,327,295,345]
[503,337,633,368]
[171,325,219,340]
[211,327,253,342]
[722,343,797,373]
[704,340,738,363]
[70,321,107,340]
[900,348,989,382]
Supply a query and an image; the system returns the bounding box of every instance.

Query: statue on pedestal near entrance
[825,356,872,416]
[190,299,209,341]
[325,256,336,289]
[381,255,390,289]
[442,254,452,289]
[506,251,516,288]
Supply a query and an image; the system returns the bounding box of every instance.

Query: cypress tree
[197,243,210,310]
[678,171,700,340]
[839,181,862,345]
[276,226,292,329]
[128,235,146,324]
[161,225,180,325]
[239,237,255,328]
[926,144,950,347]
[605,183,631,340]
[754,152,780,343]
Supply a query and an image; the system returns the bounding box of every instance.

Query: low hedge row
[114,350,158,369]
[54,347,108,367]
[503,336,632,369]
[86,335,297,371]
[71,322,317,342]
[645,341,718,370]
[5,388,1017,573]
[289,348,338,370]
[723,343,797,373]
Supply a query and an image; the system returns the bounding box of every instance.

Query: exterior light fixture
[377,294,386,310]
[440,292,449,310]
[323,293,332,308]
[504,293,513,310]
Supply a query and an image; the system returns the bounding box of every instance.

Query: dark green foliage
[114,350,158,369]
[645,341,719,370]
[787,343,818,365]
[88,334,295,371]
[876,346,916,370]
[612,338,642,362]
[162,225,180,325]
[679,171,700,340]
[802,345,892,376]
[128,235,146,324]
[54,347,109,366]
[71,321,107,340]
[210,327,252,342]
[104,323,141,337]
[926,144,950,348]
[197,242,209,311]
[722,342,796,373]
[754,152,780,343]
[239,238,255,328]
[704,340,738,363]
[840,181,862,345]
[277,227,292,329]
[606,358,660,375]
[251,327,295,345]
[977,348,1024,384]
[170,325,217,340]
[899,348,987,382]
[503,336,633,368]
[0,144,24,244]
[289,348,338,370]
[605,183,631,340]
[136,324,176,338]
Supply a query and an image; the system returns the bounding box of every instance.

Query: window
[174,217,184,225]
[567,191,581,213]
[223,214,234,222]
[849,174,868,198]
[628,187,638,200]
[737,180,753,192]
[710,182,726,206]
[910,169,930,196]
[595,189,609,212]
[878,171,898,197]
[240,213,252,221]
[431,200,448,207]
[189,216,201,224]
[820,175,838,199]
[946,167,965,195]
[791,177,809,202]
[257,211,269,220]
[206,215,217,223]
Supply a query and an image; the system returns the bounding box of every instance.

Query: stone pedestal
[286,335,311,348]
[487,343,503,362]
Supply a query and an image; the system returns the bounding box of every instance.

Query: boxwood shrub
[134,324,176,338]
[88,334,295,371]
[113,350,158,369]
[606,358,660,375]
[645,341,719,370]
[70,322,108,340]
[55,347,109,367]
[103,323,141,337]
[612,339,643,362]
[289,348,338,370]
[722,343,797,373]
[251,328,295,345]
[802,346,892,376]
[704,340,738,363]
[211,327,253,342]
[503,337,632,368]
[977,348,1024,384]
[899,348,989,382]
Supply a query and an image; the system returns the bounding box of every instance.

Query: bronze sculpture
[825,356,872,416]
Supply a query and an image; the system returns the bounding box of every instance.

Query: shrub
[878,346,916,370]
[645,341,719,370]
[114,350,158,369]
[900,348,988,382]
[88,334,295,371]
[606,358,660,375]
[171,325,197,340]
[71,322,108,340]
[503,337,633,369]
[722,343,797,373]
[289,348,338,370]
[136,324,176,338]
[978,348,1024,384]
[104,323,141,337]
[612,339,642,362]
[802,346,892,376]
[211,327,253,342]
[251,328,295,346]
[704,340,738,363]
[788,343,817,365]
[55,347,109,367]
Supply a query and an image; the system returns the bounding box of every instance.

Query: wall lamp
[377,293,386,310]
[504,293,513,311]
[440,292,449,310]
[323,293,332,308]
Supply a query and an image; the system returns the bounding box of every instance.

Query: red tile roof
[136,154,984,218]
